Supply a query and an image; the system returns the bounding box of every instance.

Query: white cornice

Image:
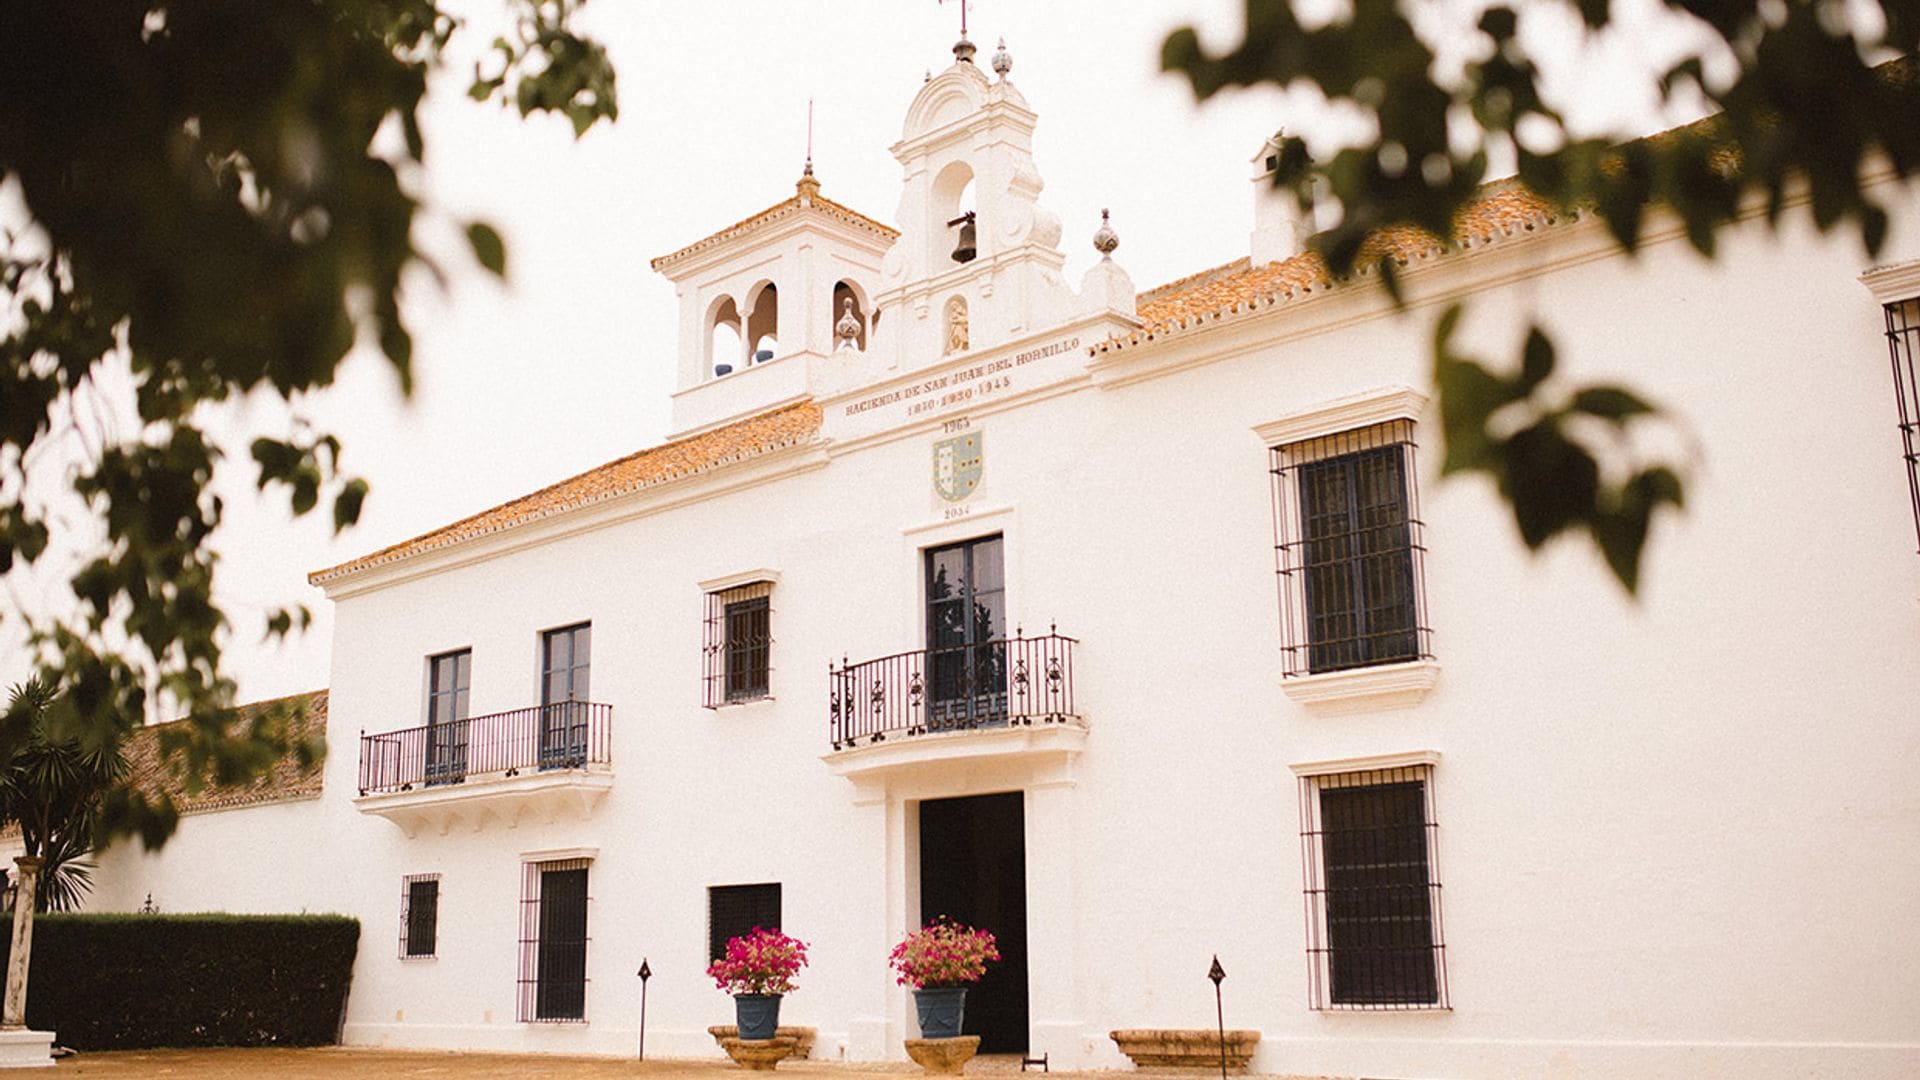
[1861,258,1920,304]
[1253,386,1429,446]
[697,568,781,593]
[1288,748,1442,778]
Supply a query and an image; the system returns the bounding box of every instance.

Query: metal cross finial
[940,0,968,37]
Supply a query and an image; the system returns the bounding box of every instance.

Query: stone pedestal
[720,1036,798,1071]
[904,1035,981,1075]
[0,1029,53,1069]
[1108,1028,1260,1073]
[708,1025,815,1059]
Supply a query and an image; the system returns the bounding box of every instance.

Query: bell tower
[869,35,1075,371]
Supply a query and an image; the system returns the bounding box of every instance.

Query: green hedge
[1,913,359,1049]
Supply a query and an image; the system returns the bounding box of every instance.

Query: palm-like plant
[0,678,129,913]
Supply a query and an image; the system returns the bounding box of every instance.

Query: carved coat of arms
[932,432,983,502]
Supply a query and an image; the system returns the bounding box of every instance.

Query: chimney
[1249,135,1313,265]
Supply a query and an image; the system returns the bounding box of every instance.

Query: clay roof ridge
[310,402,825,584]
[650,190,899,272]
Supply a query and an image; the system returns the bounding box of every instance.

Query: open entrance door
[918,792,1029,1053]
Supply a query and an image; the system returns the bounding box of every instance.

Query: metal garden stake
[1208,954,1227,1080]
[637,959,652,1060]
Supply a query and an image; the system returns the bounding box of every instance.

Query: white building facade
[92,37,1920,1080]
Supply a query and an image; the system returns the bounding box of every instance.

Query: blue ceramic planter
[734,992,783,1041]
[913,987,967,1039]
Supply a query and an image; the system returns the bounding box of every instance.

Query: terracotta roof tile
[650,182,898,272]
[127,690,327,816]
[311,401,823,584]
[1129,186,1561,341]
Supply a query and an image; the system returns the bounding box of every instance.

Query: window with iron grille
[703,582,773,707]
[707,882,782,963]
[1270,419,1431,676]
[1298,763,1447,1009]
[517,859,590,1022]
[1882,296,1920,550]
[399,874,439,959]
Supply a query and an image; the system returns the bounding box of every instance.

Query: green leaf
[1570,386,1657,421]
[1519,326,1555,391]
[465,222,507,278]
[332,478,369,534]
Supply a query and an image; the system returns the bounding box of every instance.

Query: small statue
[836,297,863,351]
[944,296,969,355]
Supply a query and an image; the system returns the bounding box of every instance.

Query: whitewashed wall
[91,179,1920,1079]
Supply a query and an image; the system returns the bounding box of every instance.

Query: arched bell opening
[707,296,743,378]
[932,161,978,266]
[746,281,779,363]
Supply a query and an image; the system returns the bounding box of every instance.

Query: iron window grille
[1270,419,1432,676]
[517,859,590,1023]
[703,582,773,707]
[1298,764,1448,1010]
[1883,297,1920,550]
[399,874,440,960]
[707,882,782,963]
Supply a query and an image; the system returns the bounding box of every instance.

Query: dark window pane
[536,868,589,1020]
[405,879,439,957]
[1299,447,1415,673]
[724,598,770,700]
[708,883,782,963]
[1320,782,1436,1006]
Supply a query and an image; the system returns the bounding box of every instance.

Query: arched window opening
[833,281,868,352]
[747,283,779,362]
[709,297,742,377]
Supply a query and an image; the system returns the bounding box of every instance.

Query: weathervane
[939,0,976,62]
[940,0,969,38]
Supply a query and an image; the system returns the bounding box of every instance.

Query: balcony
[825,628,1087,780]
[354,702,613,836]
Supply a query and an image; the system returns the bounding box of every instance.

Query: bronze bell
[948,211,977,264]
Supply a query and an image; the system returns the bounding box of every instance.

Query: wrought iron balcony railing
[358,701,612,796]
[829,627,1078,750]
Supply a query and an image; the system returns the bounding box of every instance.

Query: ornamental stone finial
[991,38,1012,78]
[1093,208,1119,258]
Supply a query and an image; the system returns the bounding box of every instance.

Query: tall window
[703,581,772,707]
[925,535,1006,729]
[1297,762,1447,1010]
[707,882,782,963]
[425,649,471,784]
[1271,420,1430,676]
[399,874,440,959]
[518,859,590,1022]
[540,623,591,768]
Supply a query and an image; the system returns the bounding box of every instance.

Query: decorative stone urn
[720,1035,799,1071]
[708,1025,816,1059]
[905,1035,982,1075]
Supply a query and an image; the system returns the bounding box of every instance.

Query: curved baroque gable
[902,63,991,141]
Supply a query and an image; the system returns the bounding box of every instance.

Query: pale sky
[6,1,1707,709]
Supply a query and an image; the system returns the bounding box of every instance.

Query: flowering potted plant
[708,926,810,1040]
[888,917,1000,1039]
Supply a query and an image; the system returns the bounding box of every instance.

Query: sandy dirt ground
[48,1048,1106,1080]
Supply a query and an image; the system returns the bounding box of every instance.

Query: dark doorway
[919,792,1028,1053]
